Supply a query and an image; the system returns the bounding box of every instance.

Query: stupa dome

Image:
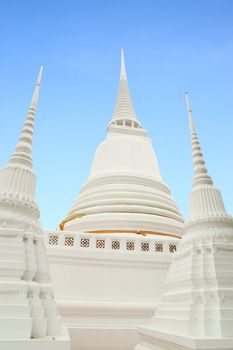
[89,133,161,180]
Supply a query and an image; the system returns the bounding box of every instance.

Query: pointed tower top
[31,64,44,108]
[185,92,196,134]
[109,50,142,129]
[10,65,44,168]
[185,92,213,188]
[120,48,127,80]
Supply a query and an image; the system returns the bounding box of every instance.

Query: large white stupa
[59,50,183,238]
[0,66,70,349]
[135,93,233,350]
[45,50,184,350]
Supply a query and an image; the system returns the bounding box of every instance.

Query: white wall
[45,231,179,350]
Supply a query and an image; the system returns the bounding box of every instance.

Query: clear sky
[0,0,232,229]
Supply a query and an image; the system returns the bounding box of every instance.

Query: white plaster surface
[45,230,180,350]
[135,93,233,350]
[64,51,184,239]
[47,50,184,350]
[0,66,70,349]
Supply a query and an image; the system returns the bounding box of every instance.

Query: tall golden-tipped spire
[10,65,44,168]
[185,92,213,189]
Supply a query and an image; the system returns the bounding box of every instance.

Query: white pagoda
[0,66,70,349]
[60,50,183,236]
[45,50,184,350]
[135,93,233,350]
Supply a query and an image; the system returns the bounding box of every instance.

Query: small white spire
[120,48,127,80]
[185,92,213,188]
[10,65,44,168]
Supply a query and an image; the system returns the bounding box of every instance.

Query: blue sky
[0,0,232,229]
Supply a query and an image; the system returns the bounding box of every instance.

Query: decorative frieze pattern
[46,230,178,255]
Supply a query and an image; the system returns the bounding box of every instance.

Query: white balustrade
[45,230,179,255]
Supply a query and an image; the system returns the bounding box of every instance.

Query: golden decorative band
[59,213,85,231]
[87,230,181,239]
[59,214,181,239]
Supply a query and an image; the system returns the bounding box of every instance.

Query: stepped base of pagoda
[136,327,233,350]
[45,229,181,350]
[0,327,70,350]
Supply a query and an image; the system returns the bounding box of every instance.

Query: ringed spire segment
[10,65,44,168]
[185,92,213,188]
[109,50,142,129]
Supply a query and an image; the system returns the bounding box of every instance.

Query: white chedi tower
[135,93,233,350]
[45,50,184,350]
[60,50,184,237]
[0,66,69,349]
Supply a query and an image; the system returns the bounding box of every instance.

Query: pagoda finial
[185,92,213,188]
[10,65,44,168]
[120,48,127,80]
[109,50,140,126]
[185,92,196,133]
